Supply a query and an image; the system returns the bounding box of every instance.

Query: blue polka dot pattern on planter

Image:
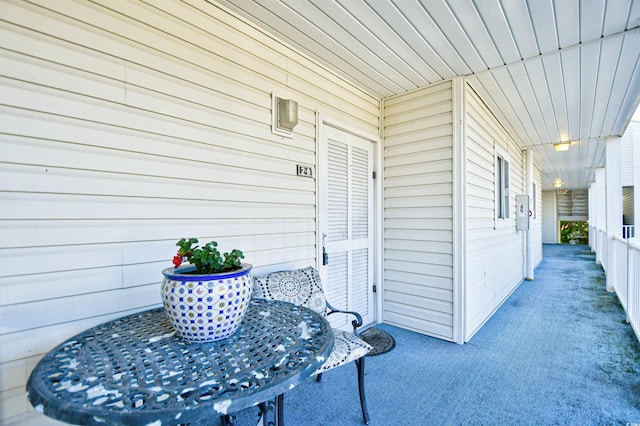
[161,264,253,342]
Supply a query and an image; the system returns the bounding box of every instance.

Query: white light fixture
[278,98,298,131]
[271,93,298,137]
[554,142,570,152]
[553,179,562,188]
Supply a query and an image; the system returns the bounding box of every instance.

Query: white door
[320,124,375,328]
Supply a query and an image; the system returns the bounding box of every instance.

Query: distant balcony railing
[612,234,640,343]
[592,226,640,343]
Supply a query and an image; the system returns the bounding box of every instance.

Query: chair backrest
[253,266,327,315]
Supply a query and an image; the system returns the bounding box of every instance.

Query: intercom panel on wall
[516,195,530,231]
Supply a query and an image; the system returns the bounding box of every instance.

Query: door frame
[315,111,383,326]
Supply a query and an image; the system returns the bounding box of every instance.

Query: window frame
[495,147,511,225]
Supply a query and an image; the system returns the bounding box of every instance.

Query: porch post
[606,136,622,293]
[588,183,595,250]
[595,168,606,265]
[633,123,640,232]
[587,182,596,251]
[451,76,466,344]
[525,148,534,280]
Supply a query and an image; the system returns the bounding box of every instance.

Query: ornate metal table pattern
[26,298,333,425]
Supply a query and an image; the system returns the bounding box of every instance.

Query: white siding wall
[621,125,634,187]
[382,81,455,341]
[572,191,589,217]
[621,126,634,230]
[542,191,558,243]
[632,122,640,229]
[623,186,634,225]
[533,166,543,267]
[557,190,588,220]
[464,85,525,341]
[557,191,572,215]
[0,0,379,422]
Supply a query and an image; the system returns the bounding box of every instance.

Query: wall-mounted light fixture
[272,93,298,137]
[278,98,298,130]
[554,142,571,152]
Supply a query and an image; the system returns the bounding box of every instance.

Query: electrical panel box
[516,195,530,231]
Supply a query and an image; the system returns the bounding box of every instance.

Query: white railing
[623,225,635,239]
[624,239,640,342]
[613,235,628,309]
[610,235,640,343]
[597,229,607,269]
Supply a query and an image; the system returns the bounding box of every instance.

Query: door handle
[322,233,328,265]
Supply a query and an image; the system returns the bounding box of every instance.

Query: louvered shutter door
[351,146,370,317]
[323,126,374,329]
[326,140,350,327]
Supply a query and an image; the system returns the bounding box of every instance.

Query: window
[497,155,510,219]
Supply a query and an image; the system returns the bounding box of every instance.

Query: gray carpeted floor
[229,244,640,425]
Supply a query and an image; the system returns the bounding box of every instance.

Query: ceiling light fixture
[554,142,570,152]
[553,180,562,188]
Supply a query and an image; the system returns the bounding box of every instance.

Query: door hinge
[372,284,377,293]
[372,171,377,179]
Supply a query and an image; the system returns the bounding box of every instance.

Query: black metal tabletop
[26,298,333,425]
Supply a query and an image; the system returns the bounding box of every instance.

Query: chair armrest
[325,300,364,333]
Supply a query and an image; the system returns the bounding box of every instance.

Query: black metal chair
[253,266,372,424]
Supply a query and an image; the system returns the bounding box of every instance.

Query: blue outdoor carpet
[226,244,640,425]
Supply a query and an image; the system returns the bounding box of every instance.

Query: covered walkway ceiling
[216,0,640,191]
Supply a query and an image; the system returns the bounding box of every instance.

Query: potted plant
[161,238,253,342]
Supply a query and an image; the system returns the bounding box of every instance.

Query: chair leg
[356,357,370,424]
[316,372,323,383]
[276,393,284,425]
[220,414,235,425]
[258,394,284,426]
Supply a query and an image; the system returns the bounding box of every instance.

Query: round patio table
[26,298,333,425]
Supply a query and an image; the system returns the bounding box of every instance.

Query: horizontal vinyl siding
[0,0,379,421]
[556,190,588,220]
[464,84,525,341]
[541,191,557,243]
[621,128,634,187]
[383,81,454,341]
[623,187,634,225]
[572,190,589,217]
[533,166,543,267]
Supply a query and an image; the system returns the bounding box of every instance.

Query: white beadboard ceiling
[215,0,640,191]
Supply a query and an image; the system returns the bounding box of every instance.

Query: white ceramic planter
[161,263,253,342]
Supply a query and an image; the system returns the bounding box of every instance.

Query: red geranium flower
[172,254,182,268]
